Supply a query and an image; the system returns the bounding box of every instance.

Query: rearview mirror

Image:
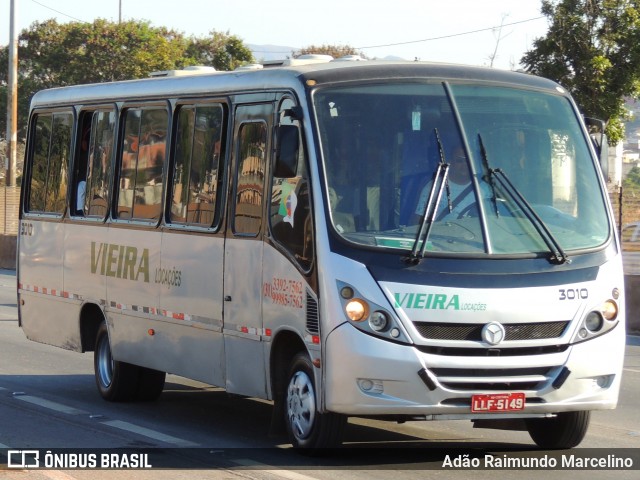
[274,125,299,178]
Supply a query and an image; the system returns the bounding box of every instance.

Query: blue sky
[1,0,549,70]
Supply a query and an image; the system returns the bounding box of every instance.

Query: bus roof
[29,61,564,109]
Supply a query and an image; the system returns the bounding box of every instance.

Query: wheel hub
[286,370,316,440]
[96,334,114,388]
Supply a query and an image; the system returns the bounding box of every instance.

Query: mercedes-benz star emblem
[481,322,506,346]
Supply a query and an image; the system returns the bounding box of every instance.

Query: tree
[623,165,640,190]
[521,0,640,145]
[295,44,366,60]
[18,20,189,85]
[186,30,254,71]
[0,20,254,137]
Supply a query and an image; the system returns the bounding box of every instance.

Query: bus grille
[413,321,569,341]
[429,366,558,391]
[417,344,568,356]
[306,291,319,334]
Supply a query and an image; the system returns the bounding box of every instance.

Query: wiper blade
[477,134,570,265]
[405,129,450,264]
[478,134,500,217]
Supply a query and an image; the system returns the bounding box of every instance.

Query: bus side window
[117,107,167,221]
[170,103,225,227]
[269,98,312,270]
[234,122,267,235]
[26,112,73,215]
[72,113,92,216]
[85,111,115,218]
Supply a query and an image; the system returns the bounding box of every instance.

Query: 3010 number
[558,288,588,300]
[20,222,33,236]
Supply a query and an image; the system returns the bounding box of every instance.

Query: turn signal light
[601,300,618,321]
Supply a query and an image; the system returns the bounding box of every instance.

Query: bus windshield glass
[313,82,610,256]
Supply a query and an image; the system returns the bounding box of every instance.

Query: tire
[284,352,346,450]
[526,411,591,449]
[94,322,140,402]
[136,366,166,401]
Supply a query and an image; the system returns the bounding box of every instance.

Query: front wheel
[284,352,346,450]
[526,411,590,449]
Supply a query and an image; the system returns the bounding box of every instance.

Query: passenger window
[87,111,115,217]
[270,98,313,269]
[72,110,115,218]
[29,115,53,212]
[27,112,73,214]
[234,122,266,235]
[117,107,168,220]
[170,103,225,227]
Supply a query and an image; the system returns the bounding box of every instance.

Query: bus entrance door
[223,102,274,398]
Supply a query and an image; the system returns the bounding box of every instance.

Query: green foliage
[186,31,254,71]
[16,20,188,86]
[522,0,640,146]
[623,166,640,190]
[296,44,366,60]
[0,19,254,137]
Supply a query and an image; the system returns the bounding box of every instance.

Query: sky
[1,0,550,70]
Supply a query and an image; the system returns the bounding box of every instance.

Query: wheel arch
[268,328,308,435]
[79,302,106,352]
[269,328,308,400]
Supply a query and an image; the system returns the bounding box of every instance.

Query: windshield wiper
[405,129,450,264]
[478,134,500,217]
[477,134,570,265]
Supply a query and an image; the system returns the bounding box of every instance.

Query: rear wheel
[136,366,166,401]
[94,323,165,401]
[284,352,346,450]
[94,322,139,401]
[526,411,590,449]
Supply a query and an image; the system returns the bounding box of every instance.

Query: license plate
[471,392,525,413]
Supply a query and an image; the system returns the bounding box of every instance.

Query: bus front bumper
[323,322,624,418]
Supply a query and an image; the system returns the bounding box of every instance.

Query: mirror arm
[284,106,304,121]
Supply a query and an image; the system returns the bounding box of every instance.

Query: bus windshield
[314,82,610,257]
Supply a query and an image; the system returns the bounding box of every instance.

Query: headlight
[571,301,620,344]
[337,281,410,344]
[345,299,368,321]
[369,311,389,331]
[584,311,603,332]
